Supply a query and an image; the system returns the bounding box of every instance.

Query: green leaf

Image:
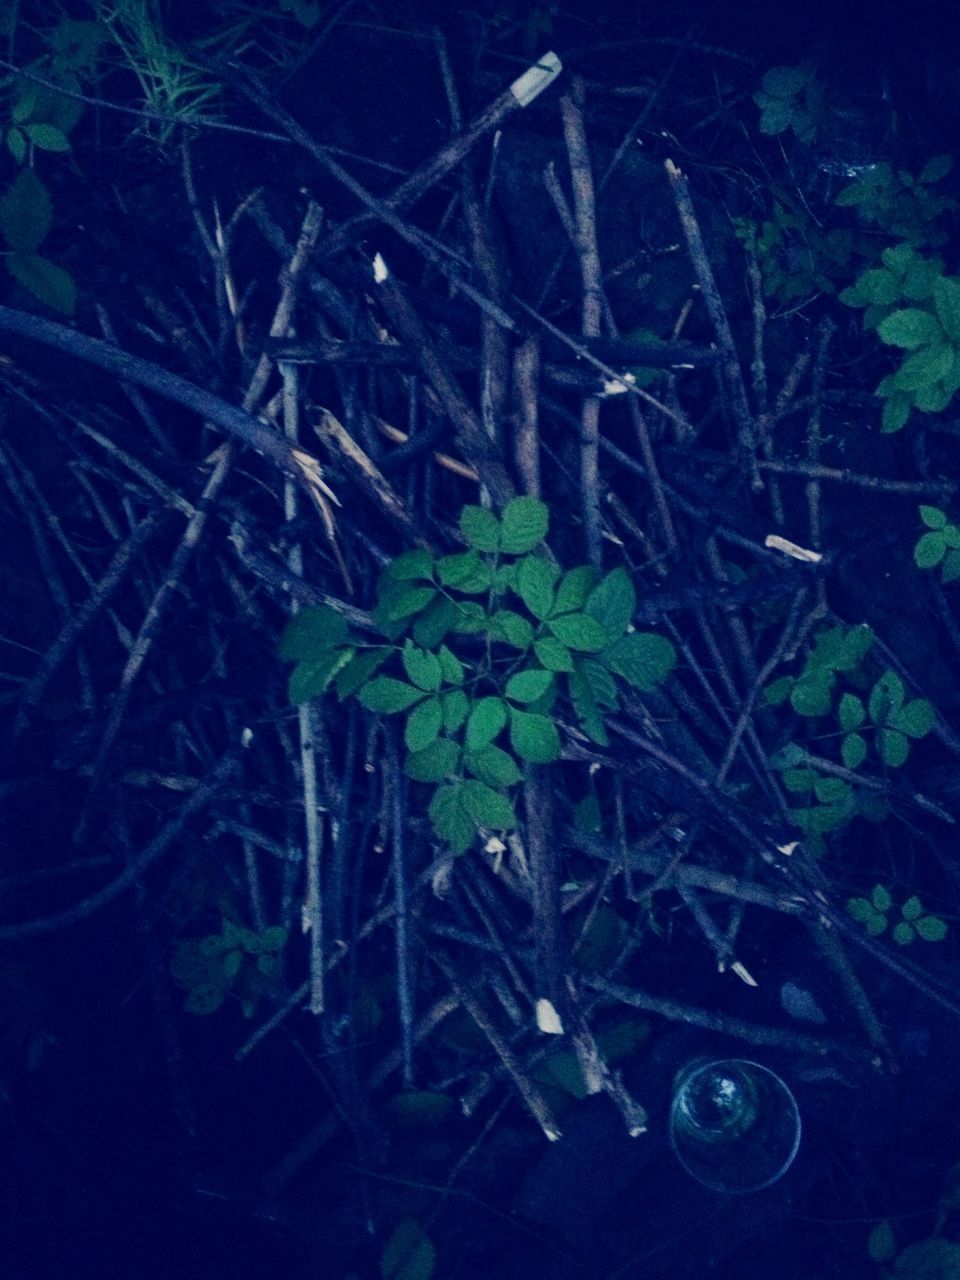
[387,586,438,621]
[459,505,501,552]
[916,915,948,942]
[534,636,574,672]
[568,665,608,745]
[837,692,866,731]
[515,554,557,620]
[580,657,618,709]
[573,791,602,833]
[459,779,516,830]
[893,344,956,391]
[448,601,486,634]
[841,732,867,770]
[428,785,474,853]
[279,605,350,658]
[892,921,915,945]
[758,100,794,134]
[855,268,900,306]
[509,708,561,763]
[584,567,636,641]
[439,689,468,733]
[359,677,426,714]
[890,1238,960,1280]
[760,64,811,97]
[902,258,943,302]
[385,1090,454,1131]
[437,645,464,686]
[386,549,434,581]
[847,896,879,925]
[222,949,243,979]
[288,649,353,704]
[920,504,948,529]
[184,983,227,1015]
[603,631,676,690]
[405,738,459,783]
[553,565,598,614]
[401,641,443,692]
[6,127,26,164]
[23,122,70,152]
[465,744,522,788]
[436,549,491,593]
[380,1216,436,1280]
[871,884,893,913]
[790,671,834,717]
[0,169,52,252]
[879,728,909,768]
[7,252,76,315]
[920,154,954,184]
[336,649,389,700]
[901,894,923,922]
[547,612,609,652]
[764,675,793,707]
[781,767,819,792]
[506,668,555,703]
[499,495,549,553]
[881,392,912,433]
[876,307,945,348]
[488,609,535,649]
[412,597,459,648]
[890,698,934,738]
[813,776,852,807]
[404,697,443,751]
[942,549,960,583]
[259,925,288,951]
[869,671,905,722]
[465,697,508,751]
[933,275,960,343]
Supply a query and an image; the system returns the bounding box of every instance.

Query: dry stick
[585,973,868,1060]
[757,458,954,496]
[387,725,416,1087]
[512,335,542,496]
[373,261,516,508]
[95,304,174,456]
[312,409,424,542]
[280,362,326,1017]
[523,762,566,1026]
[0,752,239,941]
[805,318,835,565]
[14,512,162,735]
[664,159,758,472]
[0,441,96,714]
[563,979,648,1136]
[432,949,562,1142]
[0,305,306,475]
[756,350,811,526]
[75,445,236,840]
[561,79,604,566]
[75,423,197,516]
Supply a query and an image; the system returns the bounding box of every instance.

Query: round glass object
[669,1058,801,1193]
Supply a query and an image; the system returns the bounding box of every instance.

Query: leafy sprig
[280,498,677,854]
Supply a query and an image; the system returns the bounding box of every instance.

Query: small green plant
[279,498,677,855]
[839,241,960,431]
[914,505,960,583]
[380,1216,436,1280]
[836,155,957,249]
[734,192,858,303]
[846,884,948,944]
[765,625,935,847]
[753,63,825,145]
[170,917,288,1016]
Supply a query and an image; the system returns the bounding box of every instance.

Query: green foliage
[914,506,960,584]
[835,157,957,249]
[765,624,935,850]
[752,63,825,144]
[279,498,677,855]
[170,917,288,1016]
[380,1217,436,1280]
[846,884,948,945]
[839,242,960,430]
[734,193,859,302]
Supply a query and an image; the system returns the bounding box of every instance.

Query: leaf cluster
[170,917,288,1016]
[914,505,960,584]
[753,63,825,145]
[765,626,935,847]
[846,884,948,945]
[279,498,677,854]
[839,240,960,431]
